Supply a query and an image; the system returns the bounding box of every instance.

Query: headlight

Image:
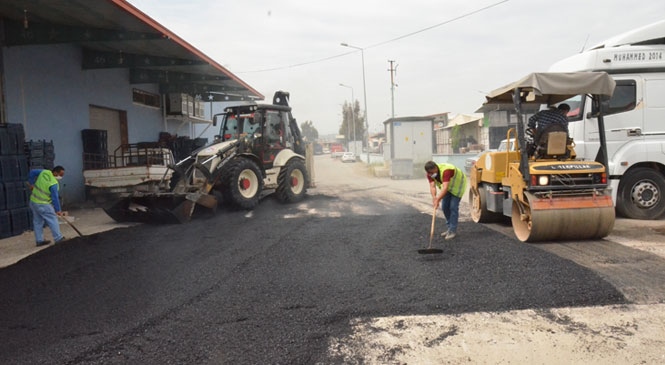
[538,175,549,186]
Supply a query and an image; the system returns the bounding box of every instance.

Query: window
[265,111,283,144]
[132,89,161,108]
[221,115,239,141]
[606,79,637,115]
[571,79,637,119]
[559,95,584,122]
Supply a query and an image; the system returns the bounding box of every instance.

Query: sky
[127,0,665,136]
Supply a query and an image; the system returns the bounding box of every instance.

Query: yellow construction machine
[469,72,616,242]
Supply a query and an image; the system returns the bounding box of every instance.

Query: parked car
[464,151,485,175]
[341,152,356,163]
[464,138,516,174]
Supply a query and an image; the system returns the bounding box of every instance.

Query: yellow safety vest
[433,163,467,198]
[30,170,58,205]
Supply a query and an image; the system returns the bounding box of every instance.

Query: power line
[366,0,508,49]
[235,0,509,74]
[236,50,358,73]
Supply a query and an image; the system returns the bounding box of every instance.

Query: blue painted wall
[3,44,165,204]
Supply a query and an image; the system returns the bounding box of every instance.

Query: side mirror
[213,115,218,126]
[587,97,611,119]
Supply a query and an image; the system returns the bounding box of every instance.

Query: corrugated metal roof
[445,113,484,128]
[0,0,263,101]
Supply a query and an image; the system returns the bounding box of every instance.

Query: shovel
[59,214,84,237]
[418,206,443,254]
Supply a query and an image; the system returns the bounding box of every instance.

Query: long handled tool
[418,206,443,254]
[59,215,84,237]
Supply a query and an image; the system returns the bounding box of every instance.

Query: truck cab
[549,20,665,219]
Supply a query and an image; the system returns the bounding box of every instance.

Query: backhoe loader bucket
[104,193,217,224]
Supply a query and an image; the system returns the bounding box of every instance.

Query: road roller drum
[512,192,615,242]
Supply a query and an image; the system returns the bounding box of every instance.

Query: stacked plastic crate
[0,123,31,239]
[25,140,55,170]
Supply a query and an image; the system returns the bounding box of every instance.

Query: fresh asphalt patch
[0,195,626,364]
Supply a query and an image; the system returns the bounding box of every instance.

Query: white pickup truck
[83,144,175,203]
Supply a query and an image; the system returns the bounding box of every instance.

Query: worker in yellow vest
[27,166,66,246]
[424,161,467,240]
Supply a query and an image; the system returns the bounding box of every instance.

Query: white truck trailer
[548,20,665,219]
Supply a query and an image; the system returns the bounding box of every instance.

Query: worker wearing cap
[424,161,467,240]
[27,165,66,246]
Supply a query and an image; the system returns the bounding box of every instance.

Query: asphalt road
[0,156,629,364]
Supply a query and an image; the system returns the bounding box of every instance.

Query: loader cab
[214,108,260,142]
[213,106,293,166]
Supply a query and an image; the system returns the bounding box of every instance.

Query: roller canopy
[481,72,616,107]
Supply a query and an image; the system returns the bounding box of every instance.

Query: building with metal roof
[0,0,262,204]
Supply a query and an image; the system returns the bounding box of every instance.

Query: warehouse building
[0,0,262,207]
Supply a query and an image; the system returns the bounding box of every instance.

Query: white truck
[548,20,665,219]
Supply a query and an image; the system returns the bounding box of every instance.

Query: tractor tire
[616,167,665,219]
[276,159,308,203]
[220,157,263,210]
[470,186,503,223]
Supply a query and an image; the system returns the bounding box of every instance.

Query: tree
[339,100,366,143]
[300,120,319,141]
[451,125,462,153]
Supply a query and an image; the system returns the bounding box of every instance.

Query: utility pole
[340,43,369,161]
[388,60,398,119]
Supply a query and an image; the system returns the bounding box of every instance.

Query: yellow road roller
[469,72,616,242]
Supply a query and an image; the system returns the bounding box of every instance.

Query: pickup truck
[83,144,174,203]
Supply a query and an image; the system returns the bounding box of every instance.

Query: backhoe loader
[104,91,311,223]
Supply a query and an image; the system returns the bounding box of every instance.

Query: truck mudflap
[104,192,218,224]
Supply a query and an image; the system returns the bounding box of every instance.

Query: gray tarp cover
[482,72,616,106]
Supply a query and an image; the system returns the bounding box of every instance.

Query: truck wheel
[221,158,263,209]
[616,167,665,219]
[276,159,308,203]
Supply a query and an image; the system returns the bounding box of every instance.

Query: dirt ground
[316,156,665,364]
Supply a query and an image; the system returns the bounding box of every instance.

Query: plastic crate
[0,128,13,155]
[0,156,21,182]
[0,182,5,210]
[81,129,108,154]
[7,124,25,154]
[0,210,11,238]
[10,207,31,236]
[0,124,24,156]
[5,181,28,209]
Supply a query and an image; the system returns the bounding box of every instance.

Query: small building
[436,113,485,154]
[477,104,540,150]
[383,116,437,178]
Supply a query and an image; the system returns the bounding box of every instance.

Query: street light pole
[339,83,355,153]
[341,43,368,159]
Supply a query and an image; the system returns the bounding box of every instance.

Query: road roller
[469,72,616,242]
